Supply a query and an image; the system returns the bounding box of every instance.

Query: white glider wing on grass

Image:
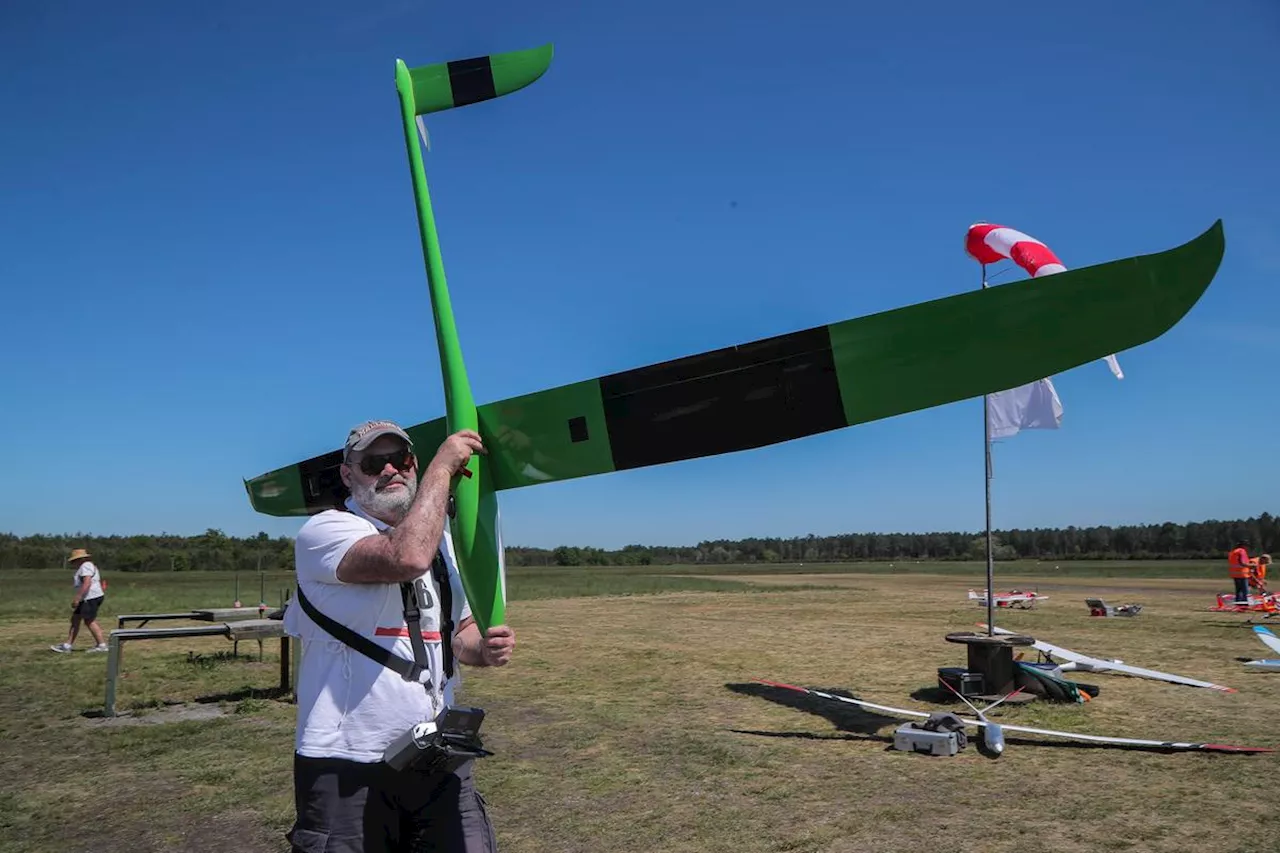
[982,625,1234,692]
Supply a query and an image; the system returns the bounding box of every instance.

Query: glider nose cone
[979,722,1005,758]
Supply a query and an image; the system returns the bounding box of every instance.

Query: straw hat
[67,549,91,563]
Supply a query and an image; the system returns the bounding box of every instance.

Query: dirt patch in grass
[81,701,227,727]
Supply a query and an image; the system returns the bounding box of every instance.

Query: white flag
[987,378,1064,440]
[1104,353,1124,379]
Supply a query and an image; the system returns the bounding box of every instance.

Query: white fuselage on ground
[1244,660,1280,671]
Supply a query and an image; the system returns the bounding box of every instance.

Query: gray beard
[350,474,417,523]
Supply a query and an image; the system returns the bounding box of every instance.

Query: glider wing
[985,626,1234,692]
[965,222,1123,379]
[1253,625,1280,655]
[246,221,1224,517]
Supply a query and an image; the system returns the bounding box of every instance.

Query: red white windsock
[966,222,1123,379]
[966,223,1067,277]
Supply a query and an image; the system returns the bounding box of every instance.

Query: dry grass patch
[470,580,1280,853]
[1,570,1276,853]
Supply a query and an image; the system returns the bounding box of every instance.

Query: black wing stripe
[447,57,497,107]
[599,326,847,470]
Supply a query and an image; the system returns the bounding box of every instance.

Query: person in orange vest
[1228,540,1257,604]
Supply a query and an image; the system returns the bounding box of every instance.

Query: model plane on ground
[1211,592,1279,615]
[754,679,1269,754]
[968,588,1047,609]
[242,44,1227,634]
[1086,597,1141,617]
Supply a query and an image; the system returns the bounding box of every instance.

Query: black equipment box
[937,666,985,697]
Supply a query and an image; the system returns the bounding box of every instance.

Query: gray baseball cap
[343,420,413,461]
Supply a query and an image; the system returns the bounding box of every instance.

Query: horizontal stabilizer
[399,44,553,117]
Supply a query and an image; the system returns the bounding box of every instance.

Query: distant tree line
[508,513,1278,566]
[0,529,293,573]
[2,514,1274,571]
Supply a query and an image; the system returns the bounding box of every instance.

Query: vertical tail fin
[392,45,554,635]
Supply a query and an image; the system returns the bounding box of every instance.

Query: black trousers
[288,754,497,853]
[74,595,104,621]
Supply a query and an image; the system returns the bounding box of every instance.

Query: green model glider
[244,44,1225,635]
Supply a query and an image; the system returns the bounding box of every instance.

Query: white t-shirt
[285,497,473,762]
[74,561,104,600]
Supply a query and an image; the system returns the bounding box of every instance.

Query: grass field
[1,560,1275,853]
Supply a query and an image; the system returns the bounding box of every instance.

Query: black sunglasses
[354,447,415,477]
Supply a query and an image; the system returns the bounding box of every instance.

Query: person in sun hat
[1252,553,1272,593]
[50,548,108,653]
[283,419,515,853]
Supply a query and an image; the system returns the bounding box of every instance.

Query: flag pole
[982,264,995,636]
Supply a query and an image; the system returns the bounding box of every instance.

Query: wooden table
[102,617,291,718]
[116,607,268,629]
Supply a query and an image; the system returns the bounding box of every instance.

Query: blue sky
[2,1,1276,548]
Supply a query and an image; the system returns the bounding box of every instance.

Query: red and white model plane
[1210,592,1280,615]
[968,588,1047,609]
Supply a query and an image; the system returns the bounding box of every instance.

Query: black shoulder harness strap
[433,551,456,680]
[295,548,456,684]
